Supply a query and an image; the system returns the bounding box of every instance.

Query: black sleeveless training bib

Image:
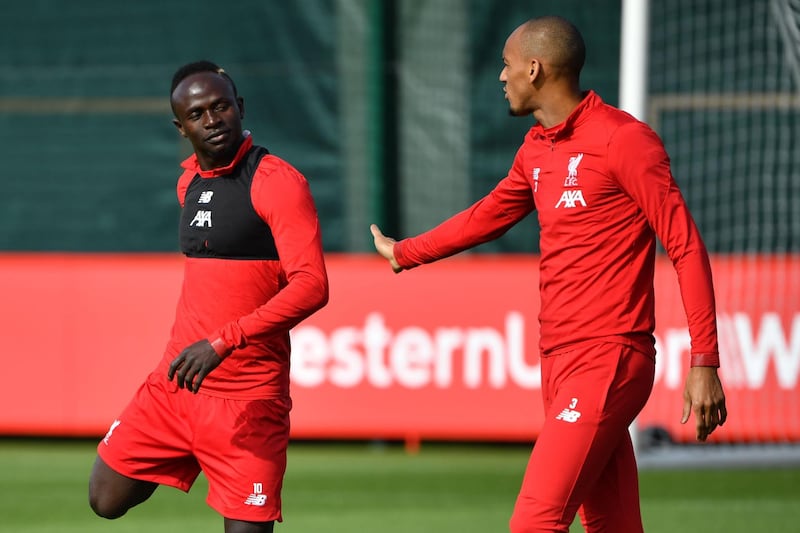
[179,146,279,260]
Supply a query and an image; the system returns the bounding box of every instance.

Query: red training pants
[509,342,655,533]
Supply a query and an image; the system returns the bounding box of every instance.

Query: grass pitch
[0,438,798,532]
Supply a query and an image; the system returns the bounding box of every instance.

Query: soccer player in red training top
[371,16,727,533]
[88,61,329,533]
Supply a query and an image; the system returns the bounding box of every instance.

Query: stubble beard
[505,96,532,117]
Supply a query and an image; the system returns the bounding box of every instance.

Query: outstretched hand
[681,366,727,441]
[168,339,223,393]
[370,224,402,273]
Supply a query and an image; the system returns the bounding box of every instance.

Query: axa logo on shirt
[245,482,268,506]
[555,190,587,208]
[555,153,587,208]
[190,210,212,227]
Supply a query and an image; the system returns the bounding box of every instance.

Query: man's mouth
[205,130,230,144]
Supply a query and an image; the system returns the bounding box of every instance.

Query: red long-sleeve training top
[155,136,329,399]
[394,91,719,366]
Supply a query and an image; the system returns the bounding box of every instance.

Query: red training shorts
[97,371,291,522]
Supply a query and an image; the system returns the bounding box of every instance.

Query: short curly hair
[170,60,238,98]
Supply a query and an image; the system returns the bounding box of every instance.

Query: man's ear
[528,59,541,83]
[172,118,187,138]
[237,97,245,119]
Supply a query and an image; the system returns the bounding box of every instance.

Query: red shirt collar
[180,134,254,178]
[532,90,601,140]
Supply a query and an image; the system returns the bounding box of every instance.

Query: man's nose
[203,110,221,126]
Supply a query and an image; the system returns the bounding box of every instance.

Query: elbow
[318,284,330,310]
[313,275,330,311]
[290,269,329,314]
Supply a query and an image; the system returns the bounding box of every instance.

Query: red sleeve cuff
[393,240,406,267]
[393,239,414,270]
[690,353,720,367]
[209,337,234,359]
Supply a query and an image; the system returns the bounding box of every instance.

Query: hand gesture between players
[370,224,403,273]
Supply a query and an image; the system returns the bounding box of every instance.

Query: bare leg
[88,456,158,519]
[224,518,275,533]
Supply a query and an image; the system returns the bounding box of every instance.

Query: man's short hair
[170,60,238,97]
[522,16,586,76]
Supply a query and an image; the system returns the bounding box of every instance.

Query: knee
[89,493,127,520]
[89,499,125,519]
[580,508,643,533]
[88,484,129,520]
[509,511,533,533]
[509,500,571,533]
[509,514,557,533]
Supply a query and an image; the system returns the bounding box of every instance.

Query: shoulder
[584,105,664,154]
[602,114,669,172]
[611,119,665,154]
[250,153,314,208]
[254,153,307,184]
[587,103,642,138]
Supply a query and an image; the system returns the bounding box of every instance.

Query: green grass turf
[0,438,798,532]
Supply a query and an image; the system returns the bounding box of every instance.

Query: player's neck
[534,88,584,129]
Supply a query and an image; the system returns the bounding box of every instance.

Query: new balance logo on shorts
[555,398,582,423]
[245,482,268,506]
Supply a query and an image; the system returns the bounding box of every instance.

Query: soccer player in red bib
[88,61,329,533]
[371,17,727,533]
